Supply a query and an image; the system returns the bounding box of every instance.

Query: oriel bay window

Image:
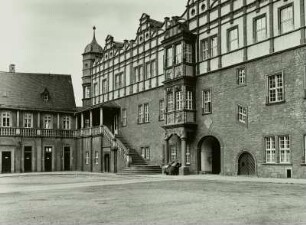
[175,43,182,64]
[186,91,193,110]
[184,43,193,63]
[175,91,183,110]
[166,47,173,67]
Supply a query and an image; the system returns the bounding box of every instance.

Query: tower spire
[93,26,96,42]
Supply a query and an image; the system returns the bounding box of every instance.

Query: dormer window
[41,88,50,103]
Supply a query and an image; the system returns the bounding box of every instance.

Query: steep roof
[0,72,76,112]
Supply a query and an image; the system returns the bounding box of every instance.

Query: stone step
[119,165,162,175]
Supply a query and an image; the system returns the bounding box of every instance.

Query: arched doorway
[198,136,221,174]
[238,152,256,176]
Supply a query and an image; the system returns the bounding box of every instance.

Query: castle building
[1,0,306,178]
[76,0,306,178]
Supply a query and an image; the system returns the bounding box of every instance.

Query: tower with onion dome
[82,26,103,107]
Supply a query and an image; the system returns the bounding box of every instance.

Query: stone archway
[198,136,221,174]
[237,151,256,176]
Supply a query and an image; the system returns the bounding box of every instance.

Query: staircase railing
[102,126,129,161]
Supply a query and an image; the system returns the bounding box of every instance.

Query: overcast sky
[0,0,187,106]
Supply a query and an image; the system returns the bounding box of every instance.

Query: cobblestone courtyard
[0,173,305,225]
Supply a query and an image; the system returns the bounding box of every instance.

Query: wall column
[16,110,20,127]
[89,110,93,128]
[164,138,169,164]
[37,112,41,128]
[57,113,60,129]
[81,113,84,129]
[179,130,189,175]
[75,115,78,130]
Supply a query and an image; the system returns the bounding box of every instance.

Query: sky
[0,0,187,106]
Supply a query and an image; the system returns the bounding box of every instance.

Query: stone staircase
[116,135,162,175]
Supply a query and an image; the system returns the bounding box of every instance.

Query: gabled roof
[0,72,76,112]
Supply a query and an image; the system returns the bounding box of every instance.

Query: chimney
[9,64,15,73]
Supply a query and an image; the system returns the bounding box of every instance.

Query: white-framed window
[170,145,177,161]
[122,108,127,127]
[145,60,156,79]
[175,44,182,64]
[95,151,99,165]
[146,62,151,79]
[115,73,123,90]
[228,27,239,51]
[151,60,156,77]
[186,91,193,110]
[141,147,150,160]
[138,105,144,124]
[45,146,52,153]
[102,79,108,94]
[254,14,267,42]
[201,35,218,60]
[185,43,193,63]
[186,144,191,165]
[167,92,174,112]
[238,105,247,124]
[237,67,246,85]
[265,137,276,163]
[84,86,91,99]
[93,82,98,97]
[279,136,290,163]
[175,91,183,111]
[166,47,173,67]
[144,103,149,123]
[159,99,165,121]
[85,152,89,165]
[62,116,71,130]
[279,4,294,34]
[138,66,144,82]
[1,111,11,127]
[44,114,53,129]
[268,73,284,104]
[24,113,33,128]
[202,89,212,114]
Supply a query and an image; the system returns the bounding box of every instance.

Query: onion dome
[83,26,103,54]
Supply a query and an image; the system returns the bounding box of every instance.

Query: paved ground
[0,172,306,225]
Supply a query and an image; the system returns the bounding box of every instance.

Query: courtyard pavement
[0,172,305,225]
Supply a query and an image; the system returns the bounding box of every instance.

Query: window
[268,73,284,104]
[254,15,267,42]
[280,5,294,34]
[44,115,53,129]
[122,108,127,127]
[102,79,108,94]
[138,105,144,124]
[62,116,70,130]
[85,152,89,165]
[186,144,191,165]
[237,105,247,124]
[93,83,98,97]
[134,66,144,82]
[167,92,174,112]
[24,113,33,128]
[185,43,193,63]
[228,27,239,51]
[145,60,156,79]
[1,112,11,127]
[186,91,193,110]
[202,89,212,114]
[144,103,149,123]
[201,35,218,60]
[95,151,99,164]
[43,93,49,102]
[45,146,52,153]
[141,147,150,160]
[84,86,91,99]
[237,67,246,85]
[166,47,173,67]
[175,44,182,64]
[170,146,177,161]
[115,73,123,89]
[279,136,290,163]
[159,99,165,121]
[175,91,183,111]
[265,137,276,163]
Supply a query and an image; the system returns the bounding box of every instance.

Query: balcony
[0,127,77,138]
[165,110,196,127]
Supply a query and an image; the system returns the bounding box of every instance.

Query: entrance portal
[64,147,70,171]
[199,136,221,174]
[1,151,11,173]
[45,147,52,172]
[104,154,110,172]
[238,152,255,176]
[24,147,32,172]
